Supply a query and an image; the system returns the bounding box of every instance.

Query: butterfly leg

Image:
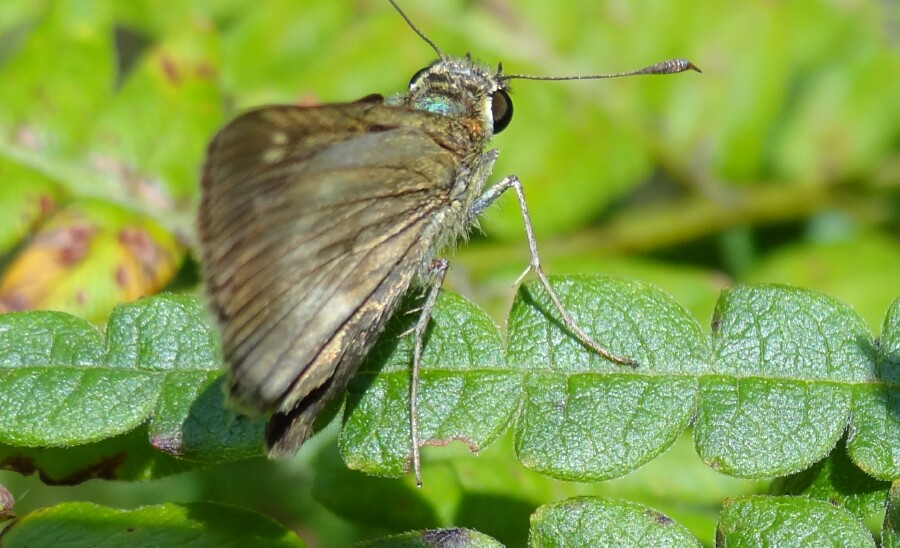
[471,175,637,366]
[410,257,448,487]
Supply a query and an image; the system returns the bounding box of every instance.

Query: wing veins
[226,201,439,374]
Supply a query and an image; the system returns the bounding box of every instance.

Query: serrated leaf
[1,280,897,489]
[697,284,876,478]
[0,501,304,547]
[883,481,900,548]
[0,294,263,464]
[716,495,875,547]
[883,299,900,366]
[848,297,900,479]
[528,497,700,547]
[769,435,889,521]
[509,276,708,481]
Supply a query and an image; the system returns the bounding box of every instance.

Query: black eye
[409,66,430,88]
[491,90,513,133]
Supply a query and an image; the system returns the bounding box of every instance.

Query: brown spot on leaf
[160,54,180,84]
[151,433,183,456]
[710,312,722,333]
[422,529,467,546]
[118,227,150,253]
[115,264,130,288]
[423,436,477,452]
[16,126,40,150]
[60,226,93,264]
[0,293,30,312]
[35,223,95,265]
[647,509,674,525]
[90,154,173,209]
[195,62,216,79]
[38,194,56,216]
[119,227,165,277]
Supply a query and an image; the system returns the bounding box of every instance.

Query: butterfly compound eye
[491,89,513,133]
[409,66,430,88]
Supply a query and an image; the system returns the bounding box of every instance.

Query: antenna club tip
[661,59,702,75]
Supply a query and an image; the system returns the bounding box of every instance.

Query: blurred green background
[0,0,897,545]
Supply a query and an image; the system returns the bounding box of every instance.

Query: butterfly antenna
[502,59,701,81]
[389,0,445,59]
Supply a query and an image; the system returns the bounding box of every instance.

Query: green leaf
[769,435,890,521]
[220,3,362,107]
[341,291,510,477]
[0,311,147,445]
[883,482,900,548]
[316,429,758,545]
[772,43,900,184]
[358,528,502,548]
[1,281,896,489]
[104,295,263,461]
[0,0,115,158]
[0,294,263,466]
[848,297,900,480]
[0,3,43,40]
[0,157,62,254]
[716,495,875,547]
[696,284,876,478]
[528,497,700,547]
[0,501,304,547]
[0,199,185,323]
[86,19,223,202]
[0,425,199,483]
[509,276,707,481]
[882,298,900,364]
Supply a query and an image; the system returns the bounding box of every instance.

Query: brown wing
[198,102,470,454]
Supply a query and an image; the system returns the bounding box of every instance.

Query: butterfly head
[395,55,513,140]
[387,0,699,144]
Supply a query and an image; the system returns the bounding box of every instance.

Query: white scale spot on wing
[262,131,289,164]
[271,131,288,145]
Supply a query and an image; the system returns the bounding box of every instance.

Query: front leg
[471,174,637,366]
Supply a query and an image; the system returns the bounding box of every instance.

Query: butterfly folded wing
[199,103,465,455]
